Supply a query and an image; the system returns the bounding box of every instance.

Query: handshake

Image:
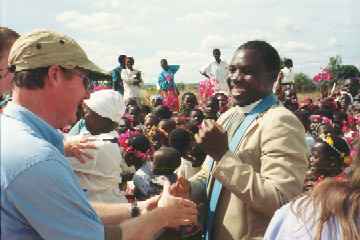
[139,176,196,228]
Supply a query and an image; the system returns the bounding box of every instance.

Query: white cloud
[281,41,315,53]
[176,11,230,25]
[327,37,342,48]
[56,10,150,36]
[200,35,232,50]
[56,11,123,32]
[275,17,301,33]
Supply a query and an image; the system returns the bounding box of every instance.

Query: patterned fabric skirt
[161,89,179,112]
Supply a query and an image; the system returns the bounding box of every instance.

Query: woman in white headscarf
[67,89,134,203]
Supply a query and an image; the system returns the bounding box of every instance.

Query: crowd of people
[1,26,359,240]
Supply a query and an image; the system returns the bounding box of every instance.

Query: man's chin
[232,95,252,107]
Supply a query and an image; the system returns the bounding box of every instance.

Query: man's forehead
[230,49,262,65]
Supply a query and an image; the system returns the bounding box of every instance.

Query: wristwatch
[130,201,140,218]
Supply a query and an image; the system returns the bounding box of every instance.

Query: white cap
[84,89,125,124]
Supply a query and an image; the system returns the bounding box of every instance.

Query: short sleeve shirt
[1,103,104,240]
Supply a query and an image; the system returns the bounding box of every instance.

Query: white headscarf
[84,89,125,124]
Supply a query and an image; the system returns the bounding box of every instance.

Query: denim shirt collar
[4,102,64,153]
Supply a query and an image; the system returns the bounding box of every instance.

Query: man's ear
[46,65,62,88]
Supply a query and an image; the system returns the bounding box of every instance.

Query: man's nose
[229,70,245,82]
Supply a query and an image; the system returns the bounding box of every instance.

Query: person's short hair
[159,119,176,134]
[213,48,220,54]
[237,40,281,78]
[140,104,152,115]
[12,67,48,89]
[118,55,126,64]
[12,66,85,90]
[181,92,198,104]
[126,56,134,64]
[152,105,172,120]
[206,96,219,112]
[169,128,193,155]
[283,58,293,68]
[184,121,200,134]
[145,113,160,126]
[0,27,20,56]
[128,134,151,153]
[153,147,181,175]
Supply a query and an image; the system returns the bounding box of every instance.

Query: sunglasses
[67,69,94,91]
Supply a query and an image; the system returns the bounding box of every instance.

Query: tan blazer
[190,104,308,240]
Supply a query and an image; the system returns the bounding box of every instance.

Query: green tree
[294,72,317,92]
[337,65,360,79]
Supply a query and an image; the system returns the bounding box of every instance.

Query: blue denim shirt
[1,103,104,240]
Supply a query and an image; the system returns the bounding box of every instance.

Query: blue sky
[1,0,359,84]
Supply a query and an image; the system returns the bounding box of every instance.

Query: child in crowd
[125,101,143,126]
[179,92,198,117]
[214,92,229,114]
[309,115,332,137]
[203,96,219,120]
[133,147,180,200]
[150,94,164,108]
[304,134,349,191]
[68,89,131,203]
[144,113,160,132]
[169,128,206,179]
[118,132,153,188]
[120,133,153,171]
[317,124,351,160]
[152,105,173,120]
[158,119,177,137]
[189,108,205,128]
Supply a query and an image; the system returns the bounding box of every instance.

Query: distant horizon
[2,0,359,84]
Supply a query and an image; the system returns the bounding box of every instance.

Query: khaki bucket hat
[8,30,110,78]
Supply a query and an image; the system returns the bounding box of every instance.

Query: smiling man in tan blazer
[171,40,308,240]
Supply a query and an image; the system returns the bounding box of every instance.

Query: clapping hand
[195,119,228,161]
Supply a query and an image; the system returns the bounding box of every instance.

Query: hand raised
[195,119,228,161]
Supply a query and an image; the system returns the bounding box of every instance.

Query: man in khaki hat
[1,30,197,240]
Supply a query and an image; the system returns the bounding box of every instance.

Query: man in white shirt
[121,57,142,104]
[200,49,229,93]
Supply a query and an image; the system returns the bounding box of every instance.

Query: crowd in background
[1,26,359,240]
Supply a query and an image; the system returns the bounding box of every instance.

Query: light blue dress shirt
[1,103,104,240]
